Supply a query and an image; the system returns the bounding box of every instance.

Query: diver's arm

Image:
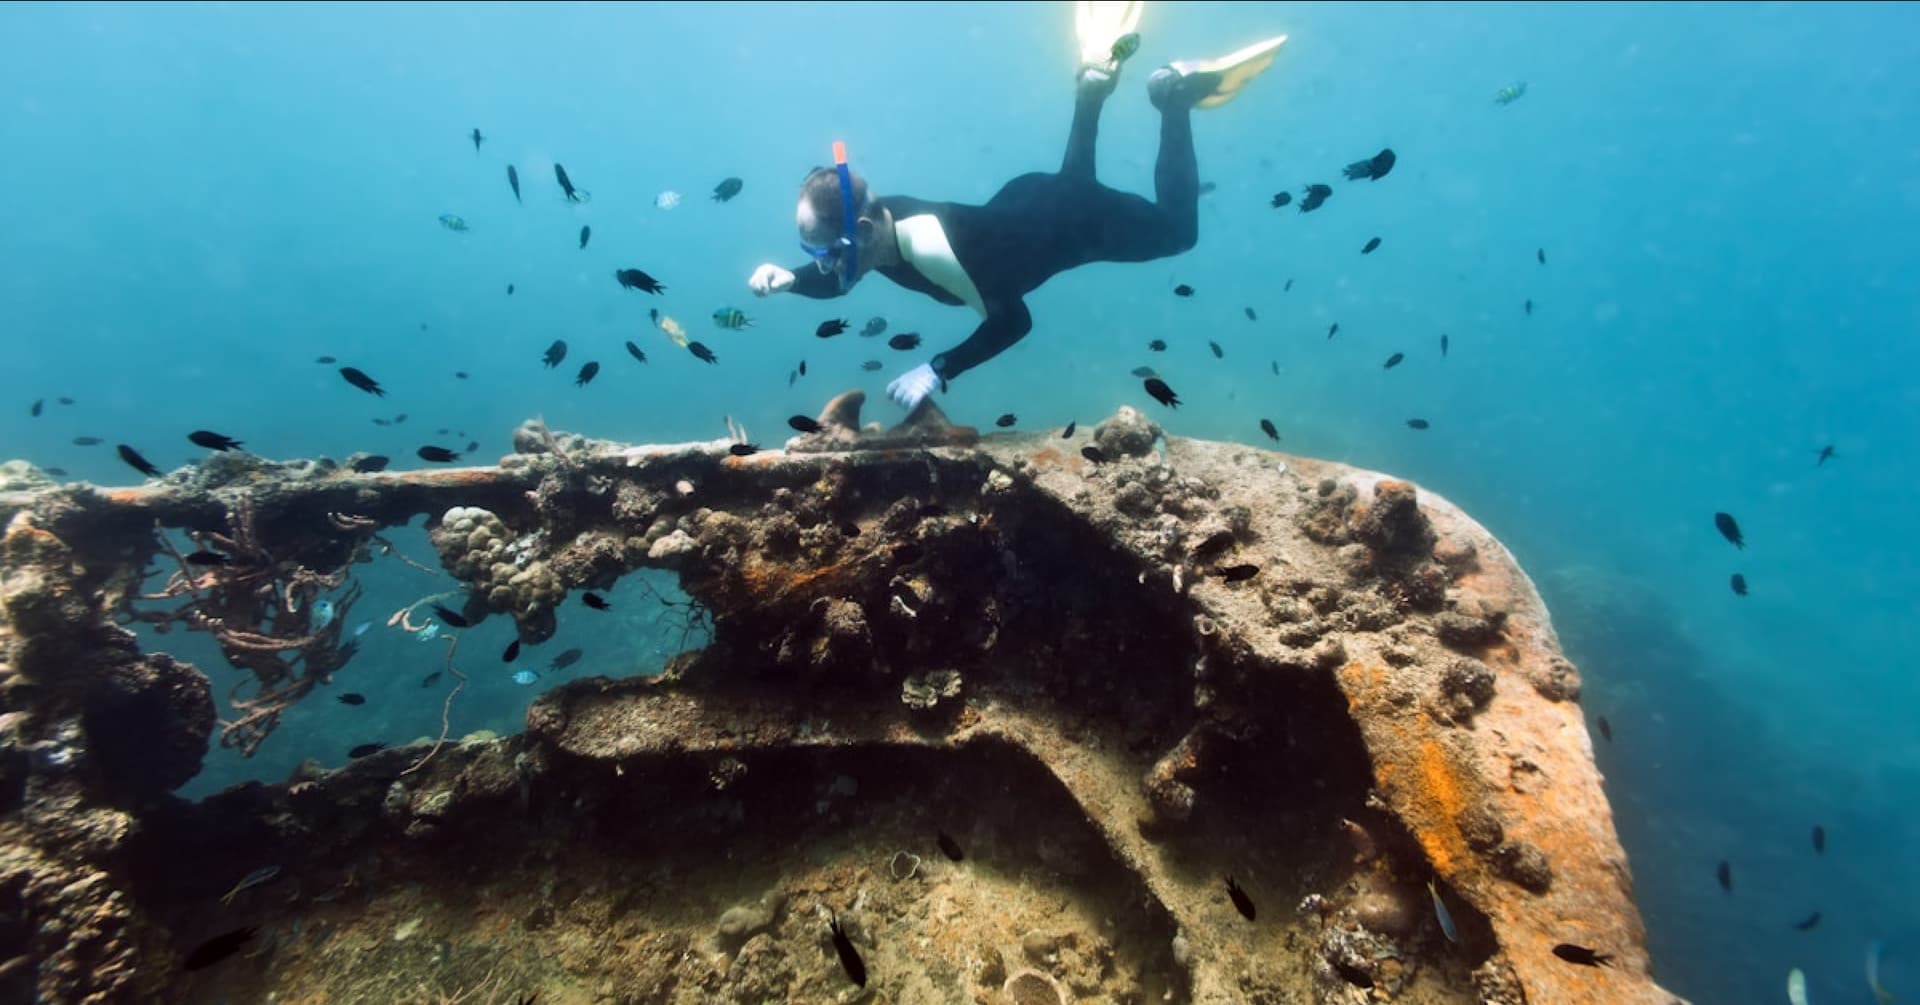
[785,265,846,299]
[929,299,1033,382]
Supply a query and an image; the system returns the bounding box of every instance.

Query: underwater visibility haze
[2,2,1918,1003]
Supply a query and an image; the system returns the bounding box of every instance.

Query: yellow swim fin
[1171,34,1288,109]
[1076,1,1145,69]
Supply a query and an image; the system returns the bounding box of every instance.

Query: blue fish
[312,600,336,630]
[1428,881,1458,943]
[511,669,538,686]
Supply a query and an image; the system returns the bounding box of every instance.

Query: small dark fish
[1148,339,1167,352]
[1538,248,1546,265]
[799,360,807,376]
[454,371,469,379]
[1131,366,1158,378]
[1283,277,1294,291]
[185,550,230,566]
[1269,191,1292,208]
[1524,299,1534,316]
[729,442,759,456]
[348,742,386,759]
[788,415,822,434]
[1714,512,1744,549]
[1270,361,1278,375]
[1218,564,1259,582]
[339,367,385,396]
[1814,445,1835,466]
[1144,377,1179,409]
[936,831,964,862]
[501,639,522,663]
[315,355,336,364]
[1224,876,1256,921]
[373,418,391,426]
[118,444,162,478]
[1259,419,1279,442]
[1596,716,1612,742]
[336,693,365,706]
[188,430,243,451]
[1406,419,1430,429]
[351,455,390,473]
[1440,333,1450,357]
[72,436,102,446]
[1343,147,1396,181]
[1244,307,1257,321]
[1552,944,1612,968]
[463,440,478,453]
[57,397,72,405]
[575,361,599,387]
[554,163,582,203]
[888,333,922,351]
[1209,341,1223,359]
[711,177,744,202]
[860,316,888,337]
[1716,860,1732,893]
[394,413,408,424]
[1061,421,1076,438]
[1361,236,1382,255]
[430,604,471,628]
[828,914,867,988]
[688,341,719,364]
[1730,573,1748,596]
[549,648,584,672]
[507,165,520,202]
[624,341,648,364]
[506,283,515,296]
[614,268,666,294]
[838,522,861,537]
[816,318,850,338]
[1792,912,1822,932]
[542,339,567,368]
[1811,825,1825,853]
[1300,183,1332,212]
[860,360,882,372]
[1383,352,1404,369]
[421,671,441,688]
[1327,322,1339,340]
[1081,445,1108,465]
[1173,284,1195,297]
[1198,180,1216,195]
[578,225,591,250]
[582,592,610,610]
[417,446,461,463]
[470,127,483,152]
[183,927,256,971]
[995,414,1016,428]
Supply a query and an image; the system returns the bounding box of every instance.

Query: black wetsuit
[786,84,1199,383]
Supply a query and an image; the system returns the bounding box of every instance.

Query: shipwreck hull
[0,404,1682,1004]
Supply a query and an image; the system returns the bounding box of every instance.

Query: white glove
[748,263,795,297]
[887,362,940,410]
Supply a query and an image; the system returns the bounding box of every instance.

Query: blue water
[4,2,1917,1001]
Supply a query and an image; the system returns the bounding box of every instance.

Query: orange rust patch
[1405,737,1471,877]
[739,557,855,604]
[1028,447,1067,472]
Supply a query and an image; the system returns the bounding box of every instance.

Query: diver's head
[796,162,888,287]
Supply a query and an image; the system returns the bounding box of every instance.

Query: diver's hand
[748,263,795,297]
[887,363,940,410]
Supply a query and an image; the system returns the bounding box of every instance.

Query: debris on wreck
[0,397,1685,1004]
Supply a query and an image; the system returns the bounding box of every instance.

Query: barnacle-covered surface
[0,400,1684,1004]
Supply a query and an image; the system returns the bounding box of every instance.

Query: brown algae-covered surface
[0,403,1685,1004]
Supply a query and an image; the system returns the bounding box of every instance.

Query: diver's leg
[1150,102,1199,254]
[1060,83,1106,181]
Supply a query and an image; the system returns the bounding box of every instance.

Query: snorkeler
[746,2,1288,409]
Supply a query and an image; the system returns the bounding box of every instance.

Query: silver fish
[220,864,281,906]
[1428,880,1458,943]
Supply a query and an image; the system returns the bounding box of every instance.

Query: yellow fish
[654,311,688,349]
